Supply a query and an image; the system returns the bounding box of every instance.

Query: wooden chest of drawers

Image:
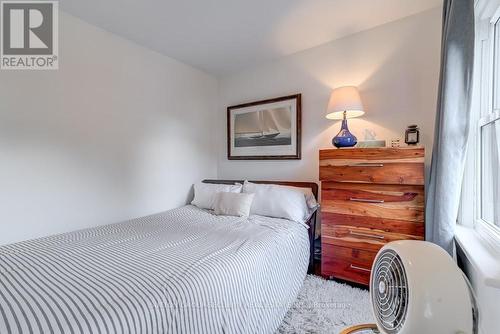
[320,147,425,285]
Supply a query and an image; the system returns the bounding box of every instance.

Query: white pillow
[282,185,318,210]
[214,192,255,217]
[242,181,310,222]
[191,182,242,210]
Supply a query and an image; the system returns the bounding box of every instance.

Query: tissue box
[356,140,386,148]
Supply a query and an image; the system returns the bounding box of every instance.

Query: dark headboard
[202,179,318,202]
[202,179,319,273]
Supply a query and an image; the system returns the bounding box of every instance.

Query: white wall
[217,8,441,181]
[0,8,442,246]
[0,12,218,245]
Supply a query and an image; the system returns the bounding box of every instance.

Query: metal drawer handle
[347,163,384,167]
[349,198,385,203]
[350,264,371,273]
[349,231,385,240]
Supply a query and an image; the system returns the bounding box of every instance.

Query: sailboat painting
[227,94,301,160]
[234,108,291,147]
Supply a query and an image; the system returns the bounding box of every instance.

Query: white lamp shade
[326,86,365,120]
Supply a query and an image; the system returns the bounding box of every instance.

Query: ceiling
[61,0,442,76]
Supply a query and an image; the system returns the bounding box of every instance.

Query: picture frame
[227,94,301,160]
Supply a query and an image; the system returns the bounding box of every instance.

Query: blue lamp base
[332,118,357,148]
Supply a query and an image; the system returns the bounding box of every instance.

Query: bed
[0,181,317,334]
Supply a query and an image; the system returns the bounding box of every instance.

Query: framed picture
[227,94,301,160]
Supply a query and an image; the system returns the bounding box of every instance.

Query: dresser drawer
[321,182,424,222]
[319,148,425,185]
[321,245,376,285]
[322,244,377,266]
[320,148,425,162]
[319,163,424,185]
[322,213,424,236]
[322,257,372,285]
[321,224,423,252]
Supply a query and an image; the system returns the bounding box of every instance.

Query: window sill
[455,225,500,289]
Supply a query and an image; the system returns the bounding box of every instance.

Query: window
[478,16,500,231]
[494,18,500,111]
[478,15,500,227]
[480,116,499,228]
[461,3,500,244]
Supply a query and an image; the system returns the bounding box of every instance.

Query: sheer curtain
[426,0,475,254]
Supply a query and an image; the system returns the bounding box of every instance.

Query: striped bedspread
[0,205,309,334]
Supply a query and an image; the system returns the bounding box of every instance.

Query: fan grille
[371,249,409,334]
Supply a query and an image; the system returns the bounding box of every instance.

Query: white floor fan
[366,240,478,334]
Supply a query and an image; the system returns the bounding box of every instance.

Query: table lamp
[326,86,365,148]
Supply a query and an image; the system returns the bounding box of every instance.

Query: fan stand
[339,324,380,334]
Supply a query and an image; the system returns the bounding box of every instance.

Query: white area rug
[277,275,374,334]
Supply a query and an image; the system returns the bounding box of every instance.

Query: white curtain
[426,0,475,254]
